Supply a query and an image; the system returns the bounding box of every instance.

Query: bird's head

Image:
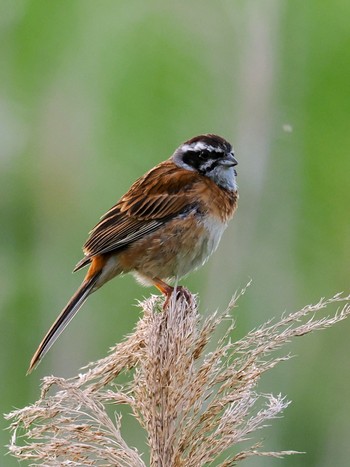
[172,134,238,191]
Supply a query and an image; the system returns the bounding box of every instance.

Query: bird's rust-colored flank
[28,134,238,373]
[85,255,107,280]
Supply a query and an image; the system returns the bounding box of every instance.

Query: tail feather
[27,272,101,374]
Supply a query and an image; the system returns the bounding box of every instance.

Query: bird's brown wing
[77,162,199,265]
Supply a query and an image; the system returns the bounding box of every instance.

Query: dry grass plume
[6,285,350,466]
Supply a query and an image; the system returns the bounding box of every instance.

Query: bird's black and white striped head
[172,134,238,191]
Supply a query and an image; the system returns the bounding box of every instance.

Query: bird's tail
[27,272,101,374]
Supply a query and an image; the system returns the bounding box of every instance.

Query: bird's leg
[152,277,174,308]
[152,277,174,296]
[152,277,192,309]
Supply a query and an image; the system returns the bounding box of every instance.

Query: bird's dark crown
[184,134,232,154]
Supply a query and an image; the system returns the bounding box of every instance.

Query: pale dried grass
[6,285,350,466]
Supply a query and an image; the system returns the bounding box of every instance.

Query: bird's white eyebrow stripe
[182,142,225,153]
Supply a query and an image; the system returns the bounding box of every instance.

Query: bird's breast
[171,213,228,278]
[201,215,228,259]
[117,210,229,281]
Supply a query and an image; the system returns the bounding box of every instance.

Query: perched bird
[28,134,238,373]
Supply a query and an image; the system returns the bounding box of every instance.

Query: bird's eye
[198,150,209,160]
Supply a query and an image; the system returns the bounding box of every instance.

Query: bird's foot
[151,277,193,309]
[163,285,193,309]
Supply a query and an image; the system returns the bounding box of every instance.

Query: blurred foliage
[1,1,349,466]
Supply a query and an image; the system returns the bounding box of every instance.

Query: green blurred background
[1,1,349,466]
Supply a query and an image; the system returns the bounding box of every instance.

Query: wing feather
[80,162,198,259]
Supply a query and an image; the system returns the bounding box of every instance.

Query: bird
[28,134,238,373]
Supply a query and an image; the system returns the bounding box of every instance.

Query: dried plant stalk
[6,286,350,466]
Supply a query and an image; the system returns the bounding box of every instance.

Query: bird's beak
[220,152,238,167]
